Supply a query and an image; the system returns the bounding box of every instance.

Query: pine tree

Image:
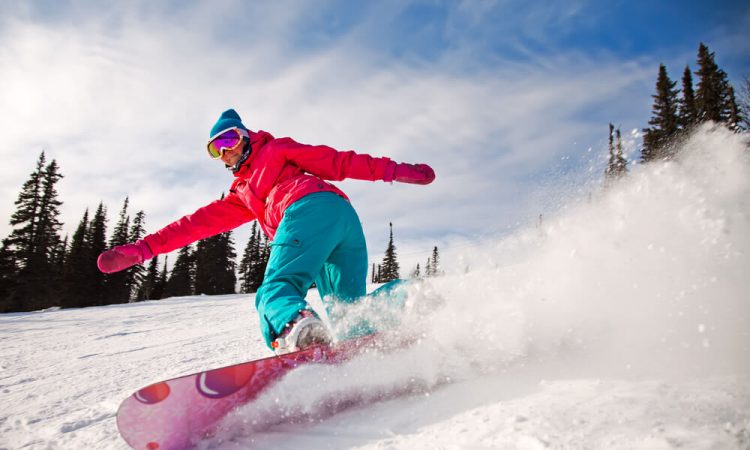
[739,76,750,131]
[426,246,441,277]
[194,238,211,295]
[246,230,271,290]
[138,256,159,300]
[250,226,271,291]
[260,233,270,283]
[164,246,194,298]
[105,198,132,303]
[218,231,237,293]
[87,203,108,306]
[109,198,130,247]
[4,153,65,311]
[642,64,680,162]
[239,222,262,293]
[725,84,741,132]
[53,235,68,276]
[195,194,237,296]
[605,123,615,181]
[37,159,64,295]
[693,43,743,132]
[379,223,400,282]
[194,232,236,295]
[0,239,18,312]
[151,256,168,300]
[678,66,698,129]
[695,43,727,123]
[128,210,147,299]
[411,263,421,279]
[61,209,91,308]
[616,128,627,172]
[604,124,628,183]
[6,153,46,267]
[238,228,253,293]
[3,152,46,309]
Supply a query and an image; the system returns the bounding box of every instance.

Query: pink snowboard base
[117,334,381,450]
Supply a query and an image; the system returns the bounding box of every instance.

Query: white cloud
[0,1,656,269]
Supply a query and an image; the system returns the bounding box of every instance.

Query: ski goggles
[206,127,249,159]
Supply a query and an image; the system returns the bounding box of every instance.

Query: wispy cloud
[0,1,682,269]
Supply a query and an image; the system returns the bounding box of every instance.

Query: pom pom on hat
[209,109,247,138]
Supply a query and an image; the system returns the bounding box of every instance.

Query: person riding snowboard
[97,109,435,355]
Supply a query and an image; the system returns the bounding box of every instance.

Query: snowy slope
[2,124,749,449]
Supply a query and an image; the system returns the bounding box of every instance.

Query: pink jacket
[143,130,397,256]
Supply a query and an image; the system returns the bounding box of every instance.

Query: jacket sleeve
[275,137,398,182]
[142,191,255,256]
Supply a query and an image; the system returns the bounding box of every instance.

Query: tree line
[372,222,442,283]
[0,159,273,313]
[15,44,737,312]
[604,42,747,183]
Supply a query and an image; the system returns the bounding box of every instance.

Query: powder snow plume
[212,124,749,445]
[424,123,750,381]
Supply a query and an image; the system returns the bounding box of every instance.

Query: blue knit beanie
[209,109,247,138]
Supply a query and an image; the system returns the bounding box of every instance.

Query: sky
[0,0,748,272]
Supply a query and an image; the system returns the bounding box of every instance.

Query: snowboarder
[97,109,435,355]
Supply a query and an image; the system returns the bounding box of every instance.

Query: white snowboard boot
[272,310,332,355]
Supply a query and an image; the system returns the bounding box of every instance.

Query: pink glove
[97,240,154,273]
[393,163,435,185]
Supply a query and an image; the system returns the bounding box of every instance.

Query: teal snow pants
[255,192,368,349]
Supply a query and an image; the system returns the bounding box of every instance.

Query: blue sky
[0,0,748,271]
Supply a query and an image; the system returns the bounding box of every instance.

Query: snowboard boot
[272,310,332,355]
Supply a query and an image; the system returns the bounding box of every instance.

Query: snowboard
[116,332,385,450]
[117,280,417,449]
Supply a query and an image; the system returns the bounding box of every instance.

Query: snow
[2,124,749,449]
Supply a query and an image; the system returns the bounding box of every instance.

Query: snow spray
[424,123,750,380]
